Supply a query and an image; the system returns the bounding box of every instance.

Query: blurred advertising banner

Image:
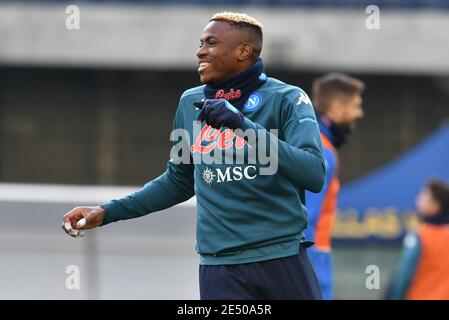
[334,124,449,243]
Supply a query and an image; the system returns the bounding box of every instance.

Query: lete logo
[191,125,248,154]
[215,88,241,100]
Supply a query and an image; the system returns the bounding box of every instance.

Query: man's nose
[196,45,207,58]
[358,107,364,119]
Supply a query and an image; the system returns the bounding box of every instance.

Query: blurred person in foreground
[303,73,365,300]
[387,179,449,300]
[62,12,326,299]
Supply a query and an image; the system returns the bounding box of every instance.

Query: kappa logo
[297,92,311,105]
[243,93,263,112]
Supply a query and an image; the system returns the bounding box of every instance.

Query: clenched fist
[194,99,244,130]
[62,206,105,238]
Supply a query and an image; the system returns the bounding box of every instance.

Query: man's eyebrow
[200,35,219,42]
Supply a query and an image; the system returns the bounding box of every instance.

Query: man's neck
[211,60,255,86]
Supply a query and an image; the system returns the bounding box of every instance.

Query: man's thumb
[76,217,87,229]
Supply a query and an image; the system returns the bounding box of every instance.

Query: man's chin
[199,74,211,84]
[342,123,356,134]
[199,76,217,85]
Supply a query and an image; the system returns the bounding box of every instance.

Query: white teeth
[199,62,209,67]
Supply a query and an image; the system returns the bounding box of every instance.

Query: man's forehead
[200,20,237,39]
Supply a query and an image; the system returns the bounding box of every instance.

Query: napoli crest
[243,93,263,112]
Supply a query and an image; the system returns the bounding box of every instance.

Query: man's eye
[199,41,216,48]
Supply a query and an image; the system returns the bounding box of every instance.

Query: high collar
[317,114,348,149]
[421,212,449,225]
[203,58,267,110]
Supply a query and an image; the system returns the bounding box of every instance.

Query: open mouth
[198,61,210,73]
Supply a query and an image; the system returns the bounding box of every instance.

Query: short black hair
[312,73,365,113]
[210,12,263,61]
[427,179,449,214]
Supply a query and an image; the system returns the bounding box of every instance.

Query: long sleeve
[241,90,325,192]
[304,147,337,241]
[386,232,421,300]
[101,103,195,225]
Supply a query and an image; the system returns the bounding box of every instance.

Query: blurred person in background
[386,179,449,300]
[304,73,365,300]
[62,12,326,299]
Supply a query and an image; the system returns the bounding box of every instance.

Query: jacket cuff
[100,200,121,226]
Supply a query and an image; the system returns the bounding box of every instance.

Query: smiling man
[62,12,325,300]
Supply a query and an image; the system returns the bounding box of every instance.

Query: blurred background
[0,0,448,299]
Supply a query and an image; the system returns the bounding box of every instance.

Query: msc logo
[202,167,216,186]
[243,93,263,112]
[202,166,257,185]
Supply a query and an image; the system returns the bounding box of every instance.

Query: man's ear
[433,201,442,216]
[327,100,342,123]
[237,43,252,61]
